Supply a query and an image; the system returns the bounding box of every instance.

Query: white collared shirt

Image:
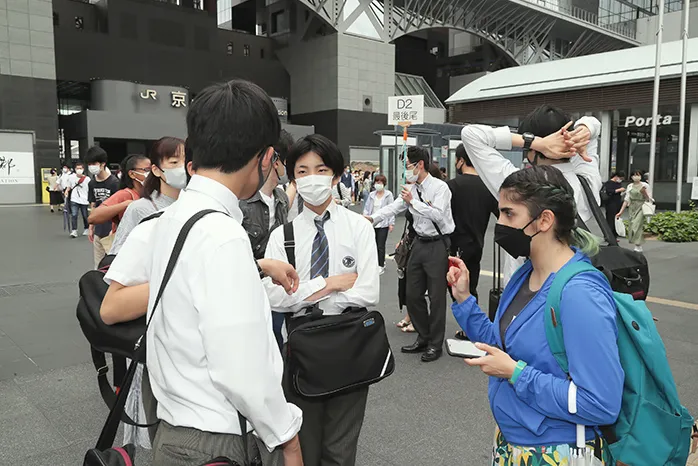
[264,200,380,317]
[459,116,603,283]
[371,174,455,237]
[104,175,302,451]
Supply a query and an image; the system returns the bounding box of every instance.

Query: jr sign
[388,95,424,125]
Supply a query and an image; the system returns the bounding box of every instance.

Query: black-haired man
[104,80,303,466]
[85,146,119,267]
[264,134,380,466]
[461,104,602,283]
[366,146,455,362]
[66,161,91,238]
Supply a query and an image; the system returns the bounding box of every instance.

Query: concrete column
[687,104,698,181]
[599,111,612,180]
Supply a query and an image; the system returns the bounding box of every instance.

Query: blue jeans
[271,311,285,352]
[71,203,89,231]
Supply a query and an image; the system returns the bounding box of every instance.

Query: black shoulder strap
[138,210,164,225]
[337,183,343,200]
[284,222,296,268]
[415,188,449,251]
[576,175,618,246]
[95,209,223,451]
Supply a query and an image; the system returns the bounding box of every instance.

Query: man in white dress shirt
[102,80,303,466]
[365,146,455,362]
[264,134,380,466]
[460,105,602,284]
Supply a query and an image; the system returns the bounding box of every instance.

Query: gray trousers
[406,237,449,350]
[285,386,369,466]
[152,420,283,466]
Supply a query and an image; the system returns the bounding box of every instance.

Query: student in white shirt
[365,146,455,362]
[460,105,602,284]
[264,134,380,466]
[101,80,303,466]
[67,161,91,238]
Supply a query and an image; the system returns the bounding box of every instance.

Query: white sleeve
[104,223,151,286]
[194,237,302,450]
[372,197,407,225]
[572,116,602,205]
[410,183,451,223]
[334,218,380,309]
[263,227,327,314]
[460,125,519,200]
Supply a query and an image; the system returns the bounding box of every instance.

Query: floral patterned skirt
[492,427,611,466]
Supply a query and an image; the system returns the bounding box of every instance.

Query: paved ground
[1,204,698,465]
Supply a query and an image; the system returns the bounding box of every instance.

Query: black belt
[416,235,442,243]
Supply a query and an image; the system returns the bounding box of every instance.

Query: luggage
[577,175,650,300]
[283,223,395,398]
[545,261,694,466]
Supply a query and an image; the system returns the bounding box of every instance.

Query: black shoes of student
[401,340,428,354]
[421,348,443,363]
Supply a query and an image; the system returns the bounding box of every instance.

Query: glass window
[227,42,233,55]
[243,44,250,57]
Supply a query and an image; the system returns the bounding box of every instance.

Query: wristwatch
[256,260,266,279]
[522,132,535,150]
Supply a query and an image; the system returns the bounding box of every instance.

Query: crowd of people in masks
[71,77,658,466]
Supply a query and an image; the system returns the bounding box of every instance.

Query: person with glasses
[240,130,294,351]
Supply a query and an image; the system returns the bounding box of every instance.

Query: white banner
[388,95,424,125]
[0,151,35,185]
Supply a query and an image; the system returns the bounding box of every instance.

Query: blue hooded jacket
[452,249,624,446]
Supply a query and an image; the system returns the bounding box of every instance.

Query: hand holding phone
[445,338,487,359]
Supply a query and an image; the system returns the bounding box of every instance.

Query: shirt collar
[185,175,242,219]
[300,196,338,224]
[551,161,574,173]
[417,173,433,188]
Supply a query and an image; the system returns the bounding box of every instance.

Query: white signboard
[623,115,674,128]
[691,177,698,200]
[388,95,424,125]
[0,151,34,185]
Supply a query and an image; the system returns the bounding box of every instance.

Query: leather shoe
[421,348,442,362]
[401,340,428,354]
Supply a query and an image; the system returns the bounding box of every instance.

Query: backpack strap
[544,261,601,374]
[283,222,295,268]
[336,183,343,201]
[95,209,224,451]
[139,210,164,224]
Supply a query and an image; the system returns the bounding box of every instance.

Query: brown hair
[374,174,387,185]
[143,136,184,200]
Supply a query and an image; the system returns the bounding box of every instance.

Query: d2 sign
[389,95,424,126]
[624,115,673,128]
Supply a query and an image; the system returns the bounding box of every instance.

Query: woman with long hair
[449,165,622,465]
[616,169,652,253]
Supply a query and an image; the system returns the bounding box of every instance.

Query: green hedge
[645,203,698,242]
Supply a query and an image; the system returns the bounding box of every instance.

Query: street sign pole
[676,0,690,212]
[648,0,665,196]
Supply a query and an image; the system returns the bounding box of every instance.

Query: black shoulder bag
[576,175,650,300]
[488,244,503,322]
[84,210,252,466]
[281,223,395,398]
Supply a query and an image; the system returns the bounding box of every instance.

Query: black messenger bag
[282,223,395,398]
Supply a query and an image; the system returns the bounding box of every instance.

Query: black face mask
[241,148,276,201]
[494,216,541,259]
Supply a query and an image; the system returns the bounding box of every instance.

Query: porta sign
[624,115,674,128]
[388,95,424,125]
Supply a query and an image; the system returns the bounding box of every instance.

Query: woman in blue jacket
[448,165,623,465]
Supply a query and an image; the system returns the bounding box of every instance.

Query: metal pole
[648,0,665,196]
[676,0,690,212]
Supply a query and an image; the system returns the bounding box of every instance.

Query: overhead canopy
[446,38,698,104]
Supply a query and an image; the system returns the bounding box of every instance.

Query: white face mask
[296,174,333,206]
[75,168,84,175]
[632,175,642,182]
[375,183,384,191]
[62,168,69,174]
[162,166,188,190]
[405,165,419,183]
[88,165,101,176]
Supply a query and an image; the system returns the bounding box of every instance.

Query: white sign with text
[624,115,674,128]
[388,95,424,125]
[0,151,34,185]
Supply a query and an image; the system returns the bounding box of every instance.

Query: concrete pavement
[1,204,697,465]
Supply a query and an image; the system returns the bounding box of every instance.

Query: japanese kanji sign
[388,95,424,126]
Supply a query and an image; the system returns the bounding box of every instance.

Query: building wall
[636,4,698,45]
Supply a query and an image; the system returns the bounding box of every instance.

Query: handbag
[488,242,503,322]
[577,176,650,300]
[282,223,395,398]
[642,201,656,216]
[392,218,414,276]
[614,217,626,238]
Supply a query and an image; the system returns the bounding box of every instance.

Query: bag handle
[576,175,618,247]
[95,209,223,451]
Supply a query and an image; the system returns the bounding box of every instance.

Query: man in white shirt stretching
[264,134,380,466]
[103,80,303,466]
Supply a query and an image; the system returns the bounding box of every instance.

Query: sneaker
[70,230,78,238]
[50,208,54,213]
[83,229,89,236]
[379,266,385,275]
[633,246,643,253]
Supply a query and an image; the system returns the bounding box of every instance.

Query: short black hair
[84,146,108,165]
[455,143,472,167]
[275,129,294,163]
[286,134,344,180]
[614,171,626,179]
[406,146,430,168]
[187,79,280,173]
[184,138,194,183]
[74,161,85,169]
[518,105,570,139]
[143,136,185,199]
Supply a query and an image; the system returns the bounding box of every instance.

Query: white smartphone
[445,338,488,359]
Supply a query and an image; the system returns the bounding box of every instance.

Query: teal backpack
[545,261,694,466]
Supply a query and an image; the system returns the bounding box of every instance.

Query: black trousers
[406,238,449,350]
[450,240,483,302]
[374,227,389,267]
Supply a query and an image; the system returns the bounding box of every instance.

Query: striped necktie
[310,211,331,279]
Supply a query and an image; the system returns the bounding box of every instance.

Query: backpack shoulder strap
[337,183,343,200]
[283,222,296,269]
[139,210,164,225]
[544,261,601,374]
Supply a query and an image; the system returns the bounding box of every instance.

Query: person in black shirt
[86,146,120,268]
[447,144,498,302]
[603,171,626,237]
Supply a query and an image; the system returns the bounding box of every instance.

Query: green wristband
[509,360,527,385]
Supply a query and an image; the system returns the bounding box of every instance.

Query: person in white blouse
[460,105,603,285]
[362,173,395,275]
[264,134,380,466]
[365,146,455,362]
[101,80,303,466]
